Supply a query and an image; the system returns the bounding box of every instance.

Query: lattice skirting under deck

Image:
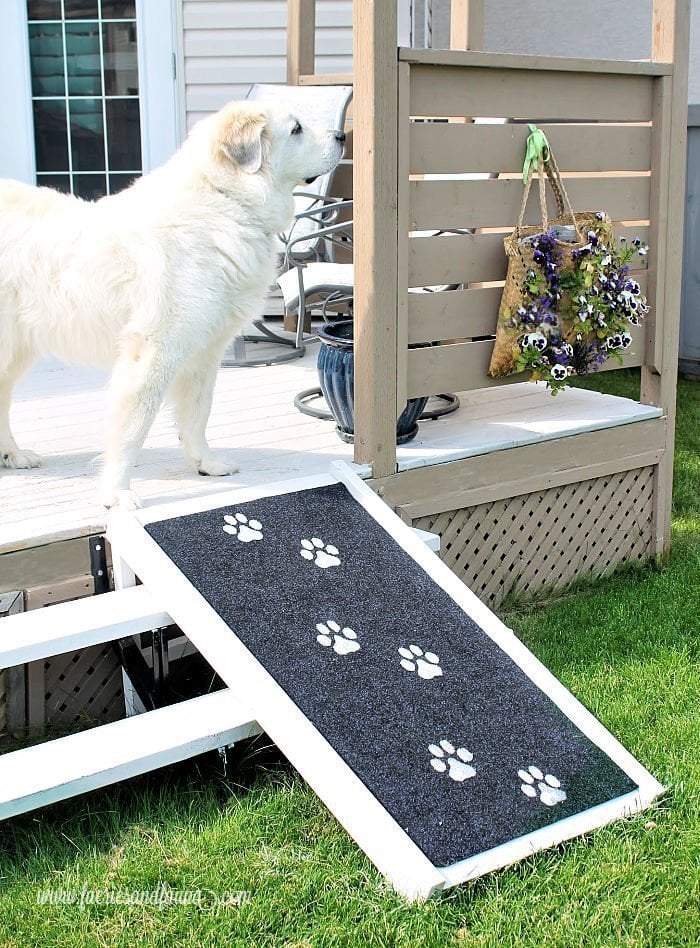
[412,466,656,608]
[1,644,124,739]
[30,643,125,729]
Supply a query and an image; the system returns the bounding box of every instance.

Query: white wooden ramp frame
[106,461,664,902]
[0,587,262,820]
[0,501,438,832]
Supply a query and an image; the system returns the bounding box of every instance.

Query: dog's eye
[291,121,303,136]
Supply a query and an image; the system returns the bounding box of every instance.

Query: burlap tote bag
[488,143,613,379]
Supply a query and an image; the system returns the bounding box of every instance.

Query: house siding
[181,0,353,131]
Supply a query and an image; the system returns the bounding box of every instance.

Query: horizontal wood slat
[409,176,651,231]
[403,449,664,517]
[399,48,672,78]
[332,161,353,198]
[407,271,648,347]
[408,287,501,343]
[407,340,518,397]
[409,123,653,176]
[409,65,655,122]
[407,226,649,288]
[406,326,646,399]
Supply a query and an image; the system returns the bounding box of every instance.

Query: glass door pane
[26,0,142,199]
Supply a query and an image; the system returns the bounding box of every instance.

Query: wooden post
[642,0,691,556]
[1,591,25,737]
[652,0,676,61]
[450,0,484,51]
[352,0,399,477]
[287,0,316,84]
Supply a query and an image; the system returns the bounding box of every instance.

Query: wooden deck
[0,346,661,556]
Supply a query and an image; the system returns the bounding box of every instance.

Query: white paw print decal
[300,537,340,569]
[316,621,360,655]
[399,644,443,680]
[519,765,567,807]
[223,512,263,542]
[429,740,476,782]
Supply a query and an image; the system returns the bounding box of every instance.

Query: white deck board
[395,382,662,472]
[1,347,661,554]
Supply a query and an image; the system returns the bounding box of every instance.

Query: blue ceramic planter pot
[316,320,428,444]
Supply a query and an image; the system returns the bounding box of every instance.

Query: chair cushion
[277,263,354,313]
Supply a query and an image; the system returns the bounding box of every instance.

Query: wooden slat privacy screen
[408,177,651,231]
[401,60,658,400]
[408,64,657,121]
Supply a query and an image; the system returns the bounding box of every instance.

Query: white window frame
[0,0,180,185]
[0,1,35,182]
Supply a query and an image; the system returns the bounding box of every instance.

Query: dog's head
[208,101,344,189]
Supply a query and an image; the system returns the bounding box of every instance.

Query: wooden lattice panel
[30,643,124,729]
[413,467,656,608]
[0,672,6,735]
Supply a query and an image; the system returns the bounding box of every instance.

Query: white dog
[0,101,344,509]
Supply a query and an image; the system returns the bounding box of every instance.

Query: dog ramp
[107,462,664,901]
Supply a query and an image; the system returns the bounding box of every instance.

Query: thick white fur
[0,101,343,508]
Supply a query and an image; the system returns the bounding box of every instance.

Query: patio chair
[276,208,460,421]
[221,83,353,368]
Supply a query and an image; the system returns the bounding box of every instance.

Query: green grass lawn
[0,371,698,948]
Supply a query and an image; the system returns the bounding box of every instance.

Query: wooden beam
[652,0,675,62]
[408,63,654,122]
[643,0,691,556]
[352,0,399,476]
[398,49,672,77]
[287,0,316,84]
[450,0,484,51]
[0,534,95,593]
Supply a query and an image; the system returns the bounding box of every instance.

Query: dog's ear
[218,108,267,174]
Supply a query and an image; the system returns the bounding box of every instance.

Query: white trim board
[0,0,35,182]
[0,689,260,822]
[136,0,180,171]
[107,461,664,901]
[0,585,169,667]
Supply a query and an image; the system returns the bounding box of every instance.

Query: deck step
[0,585,171,667]
[0,689,260,820]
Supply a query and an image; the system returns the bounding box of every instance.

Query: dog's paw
[1,447,42,469]
[197,454,239,477]
[101,489,142,511]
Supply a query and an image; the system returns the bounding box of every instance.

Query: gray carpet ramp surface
[145,482,639,869]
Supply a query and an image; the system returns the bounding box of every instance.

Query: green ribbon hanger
[522,123,551,184]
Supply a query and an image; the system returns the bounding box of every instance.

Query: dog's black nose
[335,130,346,144]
